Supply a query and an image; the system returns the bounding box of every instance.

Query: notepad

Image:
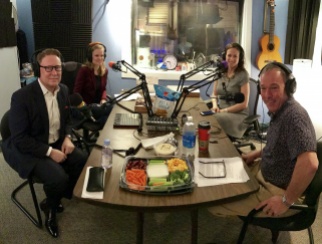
[198,160,226,178]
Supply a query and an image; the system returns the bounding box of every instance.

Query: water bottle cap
[104,139,110,145]
[187,116,193,122]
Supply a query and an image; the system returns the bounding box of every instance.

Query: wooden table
[73,98,259,244]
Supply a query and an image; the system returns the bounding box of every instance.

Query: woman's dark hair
[222,42,246,73]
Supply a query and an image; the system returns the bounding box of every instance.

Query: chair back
[61,61,82,94]
[241,78,261,134]
[248,78,259,117]
[0,110,11,141]
[303,141,322,206]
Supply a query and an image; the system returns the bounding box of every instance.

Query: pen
[199,160,225,164]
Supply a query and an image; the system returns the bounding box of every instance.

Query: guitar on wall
[256,0,282,70]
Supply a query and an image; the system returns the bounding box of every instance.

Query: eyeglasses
[39,65,62,72]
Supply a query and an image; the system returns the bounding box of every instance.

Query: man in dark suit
[2,48,87,238]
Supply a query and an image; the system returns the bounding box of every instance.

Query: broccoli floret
[169,170,190,185]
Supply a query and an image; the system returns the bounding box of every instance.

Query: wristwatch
[282,194,294,207]
[65,134,72,140]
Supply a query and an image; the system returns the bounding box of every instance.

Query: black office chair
[61,61,101,153]
[234,78,262,152]
[61,61,82,95]
[0,110,42,228]
[237,141,322,244]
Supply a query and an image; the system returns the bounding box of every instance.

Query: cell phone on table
[200,110,215,116]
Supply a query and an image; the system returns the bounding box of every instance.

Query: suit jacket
[2,81,72,178]
[73,66,108,104]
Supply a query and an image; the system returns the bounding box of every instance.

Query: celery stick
[148,177,167,186]
[148,159,166,164]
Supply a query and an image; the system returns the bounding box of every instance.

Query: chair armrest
[289,203,314,211]
[243,203,314,221]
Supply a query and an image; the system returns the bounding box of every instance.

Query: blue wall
[16,0,290,122]
[251,0,289,74]
[17,0,290,82]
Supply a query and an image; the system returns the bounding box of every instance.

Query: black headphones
[31,48,64,77]
[86,42,107,62]
[221,42,245,63]
[258,61,297,97]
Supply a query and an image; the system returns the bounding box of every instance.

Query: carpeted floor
[1,144,321,244]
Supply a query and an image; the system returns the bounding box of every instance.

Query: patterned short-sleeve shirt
[261,98,316,189]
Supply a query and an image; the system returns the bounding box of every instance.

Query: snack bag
[153,84,181,117]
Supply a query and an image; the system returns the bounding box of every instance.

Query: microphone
[108,61,122,72]
[214,59,228,71]
[69,93,96,122]
[218,92,245,103]
[69,93,83,107]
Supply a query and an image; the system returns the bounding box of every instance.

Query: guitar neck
[269,1,275,44]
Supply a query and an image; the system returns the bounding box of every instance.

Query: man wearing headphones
[2,48,87,238]
[208,61,318,218]
[73,42,113,128]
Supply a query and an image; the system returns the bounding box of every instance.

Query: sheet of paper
[194,157,250,187]
[114,93,142,101]
[81,166,105,199]
[114,92,155,101]
[141,132,175,149]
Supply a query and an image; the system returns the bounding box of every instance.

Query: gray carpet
[0,150,321,244]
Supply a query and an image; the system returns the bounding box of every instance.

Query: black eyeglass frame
[39,65,62,72]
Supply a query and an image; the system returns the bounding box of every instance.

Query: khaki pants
[208,161,302,217]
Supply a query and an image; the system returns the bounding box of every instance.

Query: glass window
[132,0,244,68]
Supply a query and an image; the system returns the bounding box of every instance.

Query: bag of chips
[153,84,181,117]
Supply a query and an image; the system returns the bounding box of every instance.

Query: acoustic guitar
[256,0,282,70]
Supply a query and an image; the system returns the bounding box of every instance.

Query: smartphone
[200,110,215,116]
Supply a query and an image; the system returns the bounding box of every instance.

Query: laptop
[113,113,141,128]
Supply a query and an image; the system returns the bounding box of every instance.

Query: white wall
[0,48,21,133]
[0,0,21,139]
[293,0,322,140]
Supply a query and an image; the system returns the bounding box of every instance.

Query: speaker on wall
[31,0,92,63]
[0,1,17,48]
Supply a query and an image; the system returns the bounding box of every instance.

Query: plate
[119,156,195,195]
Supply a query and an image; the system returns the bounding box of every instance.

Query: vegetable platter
[119,156,195,195]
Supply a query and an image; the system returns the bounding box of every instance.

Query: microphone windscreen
[69,93,83,107]
[108,61,116,69]
[219,60,228,69]
[234,92,245,103]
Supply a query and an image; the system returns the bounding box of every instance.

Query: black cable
[205,82,214,98]
[113,143,142,158]
[96,142,142,158]
[259,98,267,151]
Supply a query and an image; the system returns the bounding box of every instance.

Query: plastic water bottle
[182,116,196,157]
[101,139,113,169]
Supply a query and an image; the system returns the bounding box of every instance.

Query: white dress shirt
[38,80,61,156]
